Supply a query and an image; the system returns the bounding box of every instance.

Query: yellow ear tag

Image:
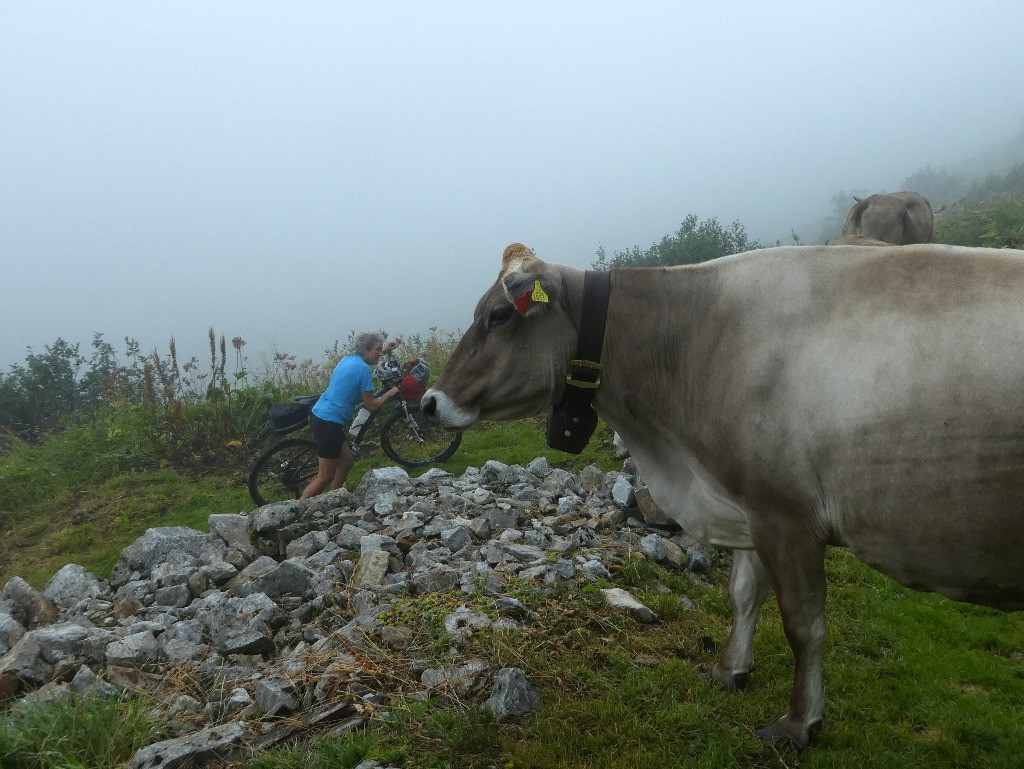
[531,280,549,303]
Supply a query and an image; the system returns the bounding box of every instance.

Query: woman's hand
[366,385,401,412]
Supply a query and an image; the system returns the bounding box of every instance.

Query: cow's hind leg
[709,549,771,690]
[753,532,828,751]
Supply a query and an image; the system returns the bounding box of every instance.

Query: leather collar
[546,269,610,453]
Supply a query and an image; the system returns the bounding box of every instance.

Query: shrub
[934,192,1024,249]
[593,213,765,269]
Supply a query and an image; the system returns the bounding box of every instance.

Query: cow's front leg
[709,548,771,690]
[753,533,828,751]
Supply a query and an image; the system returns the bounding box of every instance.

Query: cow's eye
[488,305,515,328]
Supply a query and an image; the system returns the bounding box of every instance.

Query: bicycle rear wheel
[248,437,319,507]
[380,403,462,468]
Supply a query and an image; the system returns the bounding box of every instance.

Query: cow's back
[840,191,933,244]
[681,245,1024,608]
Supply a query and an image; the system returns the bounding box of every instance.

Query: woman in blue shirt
[300,332,401,499]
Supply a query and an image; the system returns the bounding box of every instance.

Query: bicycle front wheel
[248,437,319,507]
[380,404,463,468]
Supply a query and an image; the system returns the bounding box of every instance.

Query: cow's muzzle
[420,389,479,429]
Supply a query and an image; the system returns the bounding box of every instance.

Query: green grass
[458,418,621,473]
[246,731,380,769]
[3,401,1023,768]
[0,693,164,769]
[244,551,1024,769]
[343,414,619,498]
[0,413,158,510]
[0,407,617,589]
[1,467,253,588]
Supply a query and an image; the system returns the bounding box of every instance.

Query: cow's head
[421,243,582,429]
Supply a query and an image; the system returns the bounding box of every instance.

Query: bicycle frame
[347,388,390,455]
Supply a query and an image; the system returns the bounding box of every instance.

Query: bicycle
[247,356,462,506]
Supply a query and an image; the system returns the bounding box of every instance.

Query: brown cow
[422,241,1024,749]
[826,234,894,246]
[837,191,933,244]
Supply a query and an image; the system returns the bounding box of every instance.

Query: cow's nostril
[421,394,437,420]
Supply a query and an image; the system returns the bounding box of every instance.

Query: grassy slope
[246,551,1024,769]
[1,410,1022,768]
[496,560,1024,769]
[0,416,618,588]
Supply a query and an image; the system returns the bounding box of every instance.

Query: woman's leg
[300,456,339,500]
[302,413,346,500]
[330,440,355,490]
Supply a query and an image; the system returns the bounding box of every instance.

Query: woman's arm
[361,386,399,412]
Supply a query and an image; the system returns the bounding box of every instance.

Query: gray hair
[352,331,384,355]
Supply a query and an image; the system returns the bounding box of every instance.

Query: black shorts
[309,413,349,459]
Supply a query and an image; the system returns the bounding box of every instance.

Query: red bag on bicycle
[400,359,430,401]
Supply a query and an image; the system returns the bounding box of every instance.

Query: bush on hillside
[934,191,1024,249]
[593,214,765,269]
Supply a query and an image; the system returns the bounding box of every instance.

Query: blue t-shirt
[311,354,374,425]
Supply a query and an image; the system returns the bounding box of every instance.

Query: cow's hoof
[701,664,751,691]
[755,716,822,751]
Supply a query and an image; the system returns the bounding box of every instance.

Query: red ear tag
[513,290,533,314]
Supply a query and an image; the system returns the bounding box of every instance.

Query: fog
[3,2,1023,371]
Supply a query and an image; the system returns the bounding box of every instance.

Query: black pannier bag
[268,399,314,432]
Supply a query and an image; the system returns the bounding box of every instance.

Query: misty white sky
[3,2,1023,372]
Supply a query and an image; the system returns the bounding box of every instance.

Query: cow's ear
[502,272,555,315]
[499,243,536,277]
[498,243,557,315]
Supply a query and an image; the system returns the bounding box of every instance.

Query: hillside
[3,458,1022,769]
